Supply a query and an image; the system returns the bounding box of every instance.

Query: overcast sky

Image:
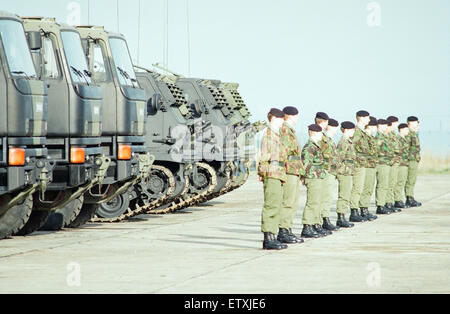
[3,0,449,132]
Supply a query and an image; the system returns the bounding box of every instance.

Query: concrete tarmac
[0,174,449,294]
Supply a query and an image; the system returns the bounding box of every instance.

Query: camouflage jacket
[336,136,357,176]
[353,127,372,168]
[407,131,421,162]
[398,135,410,167]
[366,134,378,168]
[257,127,287,182]
[280,123,305,176]
[321,134,339,175]
[375,132,394,165]
[388,132,402,165]
[301,140,327,179]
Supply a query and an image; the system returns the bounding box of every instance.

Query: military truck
[77,26,157,222]
[0,12,52,239]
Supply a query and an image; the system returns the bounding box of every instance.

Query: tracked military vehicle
[133,66,218,215]
[77,26,156,222]
[0,12,52,239]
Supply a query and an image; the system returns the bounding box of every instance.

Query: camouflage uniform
[336,136,357,214]
[279,123,305,230]
[359,131,378,208]
[405,131,421,197]
[301,139,327,226]
[375,132,394,206]
[320,134,339,219]
[350,127,370,209]
[387,132,402,204]
[395,134,410,202]
[258,127,288,235]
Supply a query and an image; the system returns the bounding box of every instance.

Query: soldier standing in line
[385,116,402,212]
[335,121,357,228]
[374,119,395,215]
[350,110,371,222]
[320,118,340,232]
[258,108,289,250]
[394,123,410,208]
[300,124,329,238]
[405,116,422,207]
[358,116,379,221]
[277,106,305,244]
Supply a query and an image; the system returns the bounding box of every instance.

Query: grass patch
[418,152,450,175]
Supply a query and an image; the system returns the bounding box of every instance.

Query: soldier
[374,119,394,215]
[258,108,288,250]
[278,106,305,244]
[320,118,340,231]
[405,116,422,207]
[335,121,357,228]
[358,116,378,220]
[394,123,410,208]
[385,116,402,212]
[300,124,329,238]
[350,110,371,222]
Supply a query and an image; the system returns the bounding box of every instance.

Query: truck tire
[40,195,84,231]
[66,203,98,228]
[0,194,33,239]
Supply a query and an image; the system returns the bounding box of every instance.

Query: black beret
[341,121,355,129]
[328,118,339,127]
[368,118,378,126]
[356,110,370,117]
[407,116,419,122]
[377,119,388,125]
[308,124,322,132]
[268,108,285,118]
[387,116,399,123]
[283,106,299,116]
[315,112,329,120]
[398,123,408,130]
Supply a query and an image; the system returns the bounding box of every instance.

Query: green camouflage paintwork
[321,134,339,175]
[375,132,394,165]
[407,131,421,162]
[301,139,327,179]
[352,127,373,168]
[398,135,410,167]
[388,132,402,165]
[258,127,287,182]
[365,133,378,168]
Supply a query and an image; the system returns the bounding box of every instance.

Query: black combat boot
[263,232,288,250]
[301,225,320,238]
[288,228,304,243]
[322,217,339,231]
[406,196,422,207]
[336,213,354,228]
[360,207,377,221]
[277,228,299,244]
[314,224,331,236]
[349,209,364,222]
[376,205,391,215]
[394,201,405,209]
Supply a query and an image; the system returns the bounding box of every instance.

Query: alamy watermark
[366,262,381,288]
[67,262,81,287]
[367,1,381,27]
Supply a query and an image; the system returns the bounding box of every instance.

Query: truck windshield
[109,37,137,87]
[61,30,92,85]
[0,19,37,78]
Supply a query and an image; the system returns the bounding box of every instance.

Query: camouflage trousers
[350,167,366,209]
[387,163,399,204]
[359,167,377,208]
[405,161,419,197]
[395,165,408,202]
[280,174,301,229]
[320,172,336,219]
[375,164,390,206]
[261,177,284,234]
[336,174,352,214]
[302,178,325,225]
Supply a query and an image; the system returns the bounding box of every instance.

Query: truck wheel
[0,194,33,239]
[40,195,84,231]
[96,192,130,219]
[15,209,51,236]
[66,203,99,228]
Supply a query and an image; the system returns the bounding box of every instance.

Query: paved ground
[0,174,449,294]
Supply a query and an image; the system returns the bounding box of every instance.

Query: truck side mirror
[27,31,42,50]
